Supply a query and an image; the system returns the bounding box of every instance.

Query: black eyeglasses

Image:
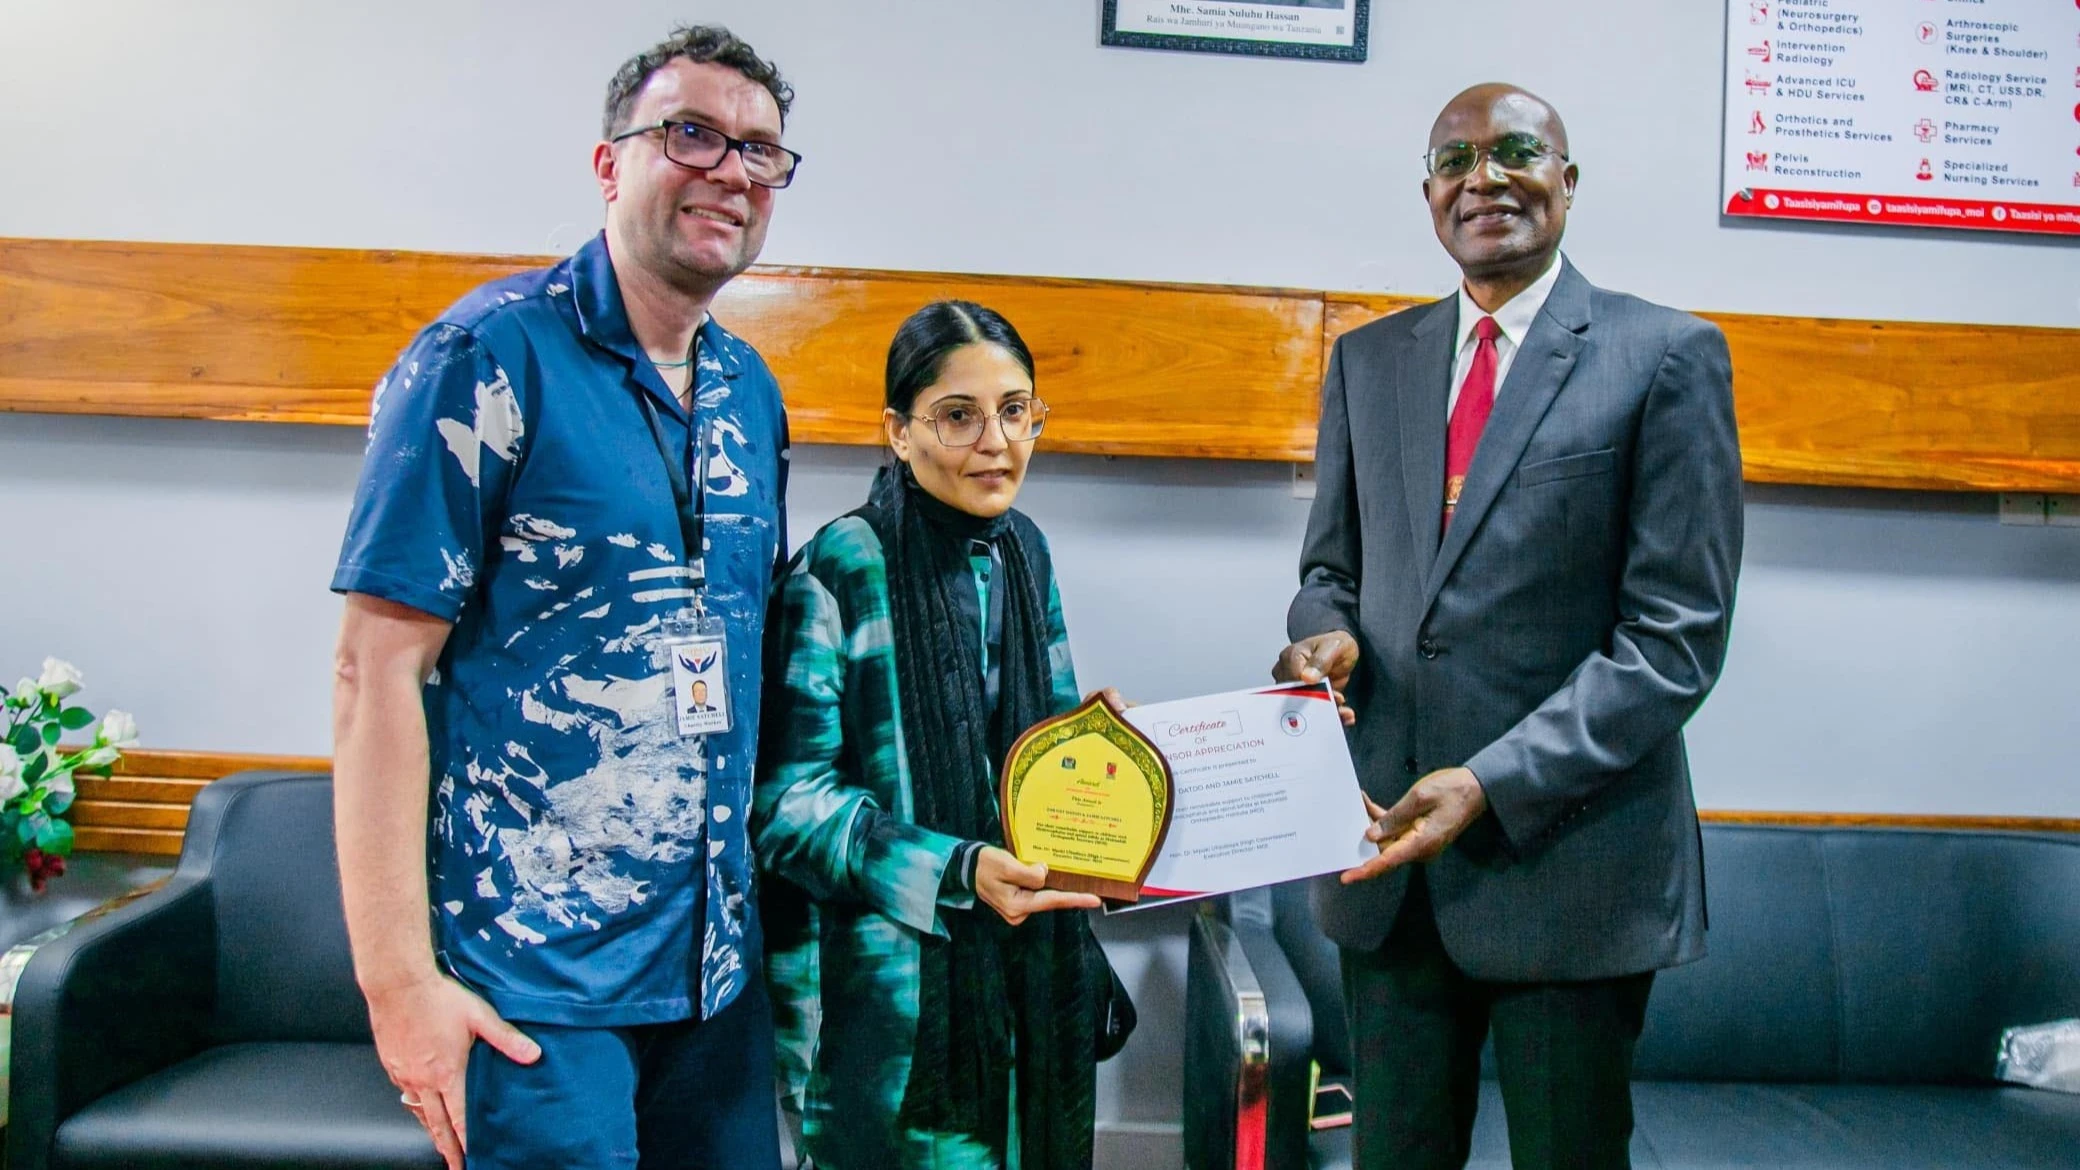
[610,119,803,189]
[1425,133,1567,179]
[908,399,1050,447]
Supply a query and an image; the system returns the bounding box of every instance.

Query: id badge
[664,607,731,738]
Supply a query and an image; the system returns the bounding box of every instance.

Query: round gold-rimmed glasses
[908,398,1050,447]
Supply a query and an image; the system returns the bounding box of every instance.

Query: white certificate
[1111,680,1373,910]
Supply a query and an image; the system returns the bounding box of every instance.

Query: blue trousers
[464,979,781,1170]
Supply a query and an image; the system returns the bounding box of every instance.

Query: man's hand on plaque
[1340,767,1489,884]
[1272,631,1359,727]
[975,846,1103,925]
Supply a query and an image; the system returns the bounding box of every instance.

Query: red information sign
[1722,0,2080,237]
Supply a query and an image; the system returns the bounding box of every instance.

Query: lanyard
[636,369,711,601]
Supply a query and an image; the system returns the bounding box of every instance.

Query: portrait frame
[1101,0,1370,63]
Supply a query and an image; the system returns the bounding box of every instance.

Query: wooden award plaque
[999,694,1174,903]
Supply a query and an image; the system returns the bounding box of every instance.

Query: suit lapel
[1423,262,1593,609]
[1399,300,1455,589]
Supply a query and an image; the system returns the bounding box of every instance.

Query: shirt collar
[569,231,643,362]
[568,231,745,405]
[697,314,745,381]
[1453,252,1565,354]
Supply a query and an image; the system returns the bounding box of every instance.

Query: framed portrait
[1101,0,1369,63]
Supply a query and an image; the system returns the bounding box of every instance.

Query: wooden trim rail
[69,748,329,855]
[5,237,2079,490]
[1699,810,2080,834]
[63,750,2080,857]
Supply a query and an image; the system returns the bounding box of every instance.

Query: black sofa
[7,771,439,1170]
[1184,823,2080,1169]
[2,852,173,1139]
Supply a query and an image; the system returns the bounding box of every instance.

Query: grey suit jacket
[1289,259,1742,982]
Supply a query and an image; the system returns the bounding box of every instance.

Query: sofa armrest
[1184,893,1316,1170]
[3,857,174,1124]
[4,874,215,1170]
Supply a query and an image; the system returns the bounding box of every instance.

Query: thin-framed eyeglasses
[1425,133,1567,179]
[908,398,1050,447]
[610,119,803,189]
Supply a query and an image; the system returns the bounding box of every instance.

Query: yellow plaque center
[1012,736,1158,883]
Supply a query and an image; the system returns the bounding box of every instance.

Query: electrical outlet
[2047,495,2080,528]
[1292,462,1317,501]
[1999,494,2048,526]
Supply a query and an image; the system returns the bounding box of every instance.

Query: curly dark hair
[602,25,793,139]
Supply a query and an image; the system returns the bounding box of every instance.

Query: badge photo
[670,635,732,738]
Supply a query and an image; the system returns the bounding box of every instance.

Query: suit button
[1418,638,1440,659]
[1403,757,1419,775]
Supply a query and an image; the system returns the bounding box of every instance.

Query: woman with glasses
[753,301,1127,1169]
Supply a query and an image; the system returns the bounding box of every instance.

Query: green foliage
[3,661,137,884]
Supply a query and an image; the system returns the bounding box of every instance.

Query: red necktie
[1444,315,1500,532]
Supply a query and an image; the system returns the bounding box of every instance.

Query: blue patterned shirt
[334,232,788,1026]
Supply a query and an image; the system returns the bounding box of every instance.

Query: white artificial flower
[96,709,139,748]
[77,745,120,770]
[9,678,36,707]
[38,657,84,700]
[0,745,24,805]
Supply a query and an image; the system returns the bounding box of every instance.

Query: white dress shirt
[1448,254,1565,414]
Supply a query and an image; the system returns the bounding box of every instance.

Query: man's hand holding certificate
[1110,680,1374,909]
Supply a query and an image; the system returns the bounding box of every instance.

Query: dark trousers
[464,977,781,1170]
[1341,868,1655,1170]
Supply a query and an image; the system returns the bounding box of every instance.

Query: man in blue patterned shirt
[330,25,796,1170]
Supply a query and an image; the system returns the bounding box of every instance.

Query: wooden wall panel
[5,237,2079,488]
[66,750,2075,856]
[67,747,329,856]
[1322,293,2080,491]
[721,267,1325,460]
[0,239,530,426]
[0,238,1324,462]
[1712,313,2080,491]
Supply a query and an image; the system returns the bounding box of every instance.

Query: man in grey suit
[1274,84,1742,1168]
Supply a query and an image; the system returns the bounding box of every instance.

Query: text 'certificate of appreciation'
[1111,680,1373,910]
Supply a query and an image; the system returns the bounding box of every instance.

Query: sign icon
[1748,40,1772,63]
[1746,151,1770,171]
[1993,206,2008,222]
[1914,69,1938,92]
[1916,22,1936,44]
[1746,72,1773,95]
[1914,118,1936,142]
[1915,158,1933,181]
[1764,193,1781,209]
[1280,711,1307,737]
[1749,2,1769,24]
[1750,110,1767,134]
[1867,198,1883,215]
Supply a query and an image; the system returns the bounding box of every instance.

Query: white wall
[5,1,2078,1162]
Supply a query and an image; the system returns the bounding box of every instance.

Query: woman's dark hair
[884,300,1036,416]
[603,25,793,138]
